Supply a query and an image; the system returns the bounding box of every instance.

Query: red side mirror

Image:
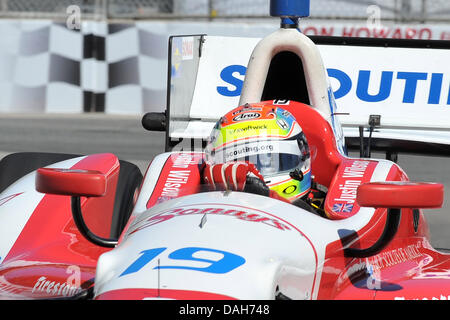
[357,181,444,209]
[36,168,106,197]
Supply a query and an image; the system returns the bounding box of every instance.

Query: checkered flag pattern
[0,20,167,114]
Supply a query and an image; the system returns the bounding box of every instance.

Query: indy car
[0,0,449,300]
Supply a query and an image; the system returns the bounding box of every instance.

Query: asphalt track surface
[0,113,448,249]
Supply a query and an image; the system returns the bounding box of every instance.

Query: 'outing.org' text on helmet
[205,102,311,201]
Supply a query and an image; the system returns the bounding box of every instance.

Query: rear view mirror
[35,167,117,247]
[344,181,444,259]
[357,181,444,209]
[36,168,106,197]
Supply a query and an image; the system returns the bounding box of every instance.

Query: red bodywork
[0,153,118,299]
[0,101,448,300]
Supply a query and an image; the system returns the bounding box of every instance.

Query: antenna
[157,258,160,297]
[270,0,310,29]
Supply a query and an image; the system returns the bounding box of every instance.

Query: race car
[0,0,449,300]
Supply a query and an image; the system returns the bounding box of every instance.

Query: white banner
[301,22,450,41]
[186,35,450,132]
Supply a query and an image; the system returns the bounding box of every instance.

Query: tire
[0,152,143,239]
[110,160,143,238]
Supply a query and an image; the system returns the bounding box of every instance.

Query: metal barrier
[0,0,449,22]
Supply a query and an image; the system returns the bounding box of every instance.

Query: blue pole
[270,0,310,28]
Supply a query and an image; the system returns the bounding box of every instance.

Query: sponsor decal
[181,37,194,60]
[341,239,431,291]
[329,69,450,105]
[32,276,82,297]
[283,185,297,195]
[366,239,428,272]
[160,170,191,198]
[147,153,203,208]
[326,160,377,218]
[333,160,371,204]
[301,25,437,40]
[232,106,262,116]
[273,99,290,105]
[171,38,183,78]
[281,110,292,117]
[226,124,268,135]
[276,118,289,130]
[232,112,261,122]
[268,170,311,201]
[218,65,450,105]
[214,139,300,165]
[31,265,82,297]
[155,153,200,201]
[332,203,354,213]
[128,205,291,236]
[224,143,274,161]
[217,64,246,97]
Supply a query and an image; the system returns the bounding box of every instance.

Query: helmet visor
[236,152,302,176]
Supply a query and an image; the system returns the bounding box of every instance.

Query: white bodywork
[93,152,396,300]
[94,191,373,299]
[239,28,346,154]
[240,28,332,121]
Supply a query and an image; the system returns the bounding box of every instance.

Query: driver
[202,102,326,216]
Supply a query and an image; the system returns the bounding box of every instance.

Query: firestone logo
[31,265,82,297]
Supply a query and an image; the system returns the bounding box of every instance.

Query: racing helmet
[205,102,311,201]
